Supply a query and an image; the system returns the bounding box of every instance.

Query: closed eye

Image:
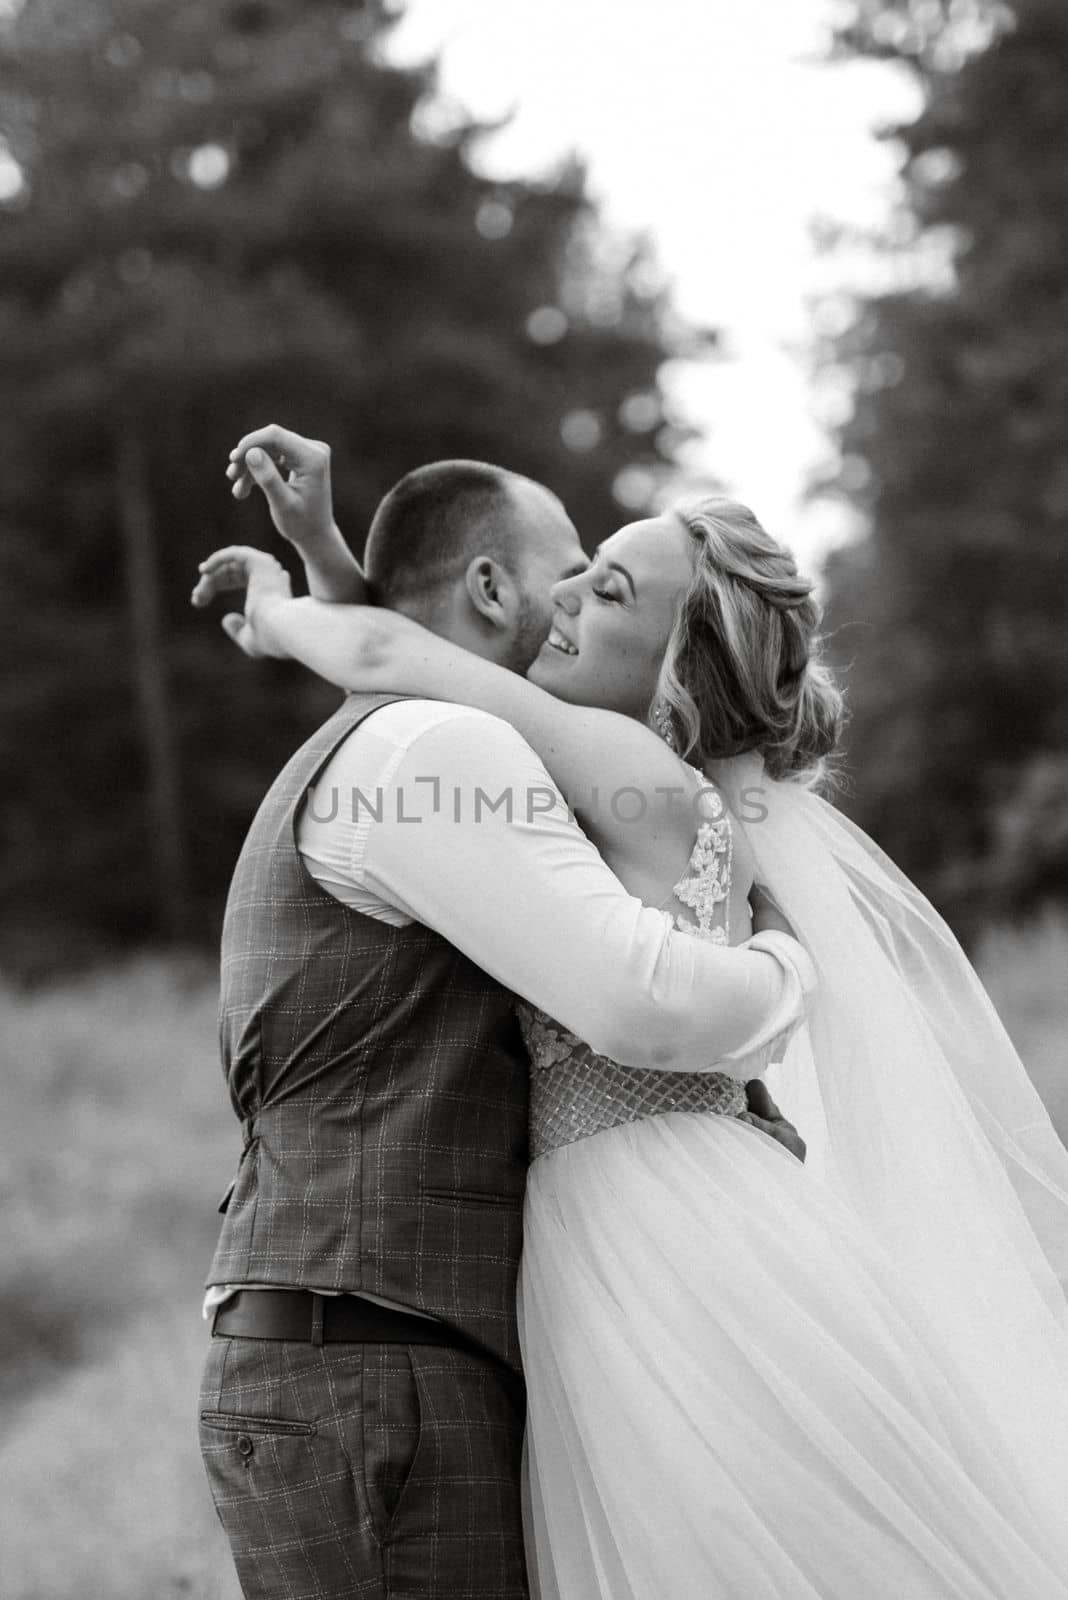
[592,587,621,603]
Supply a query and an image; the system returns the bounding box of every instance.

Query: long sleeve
[337,704,813,1073]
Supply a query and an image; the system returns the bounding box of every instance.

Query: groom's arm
[339,706,813,1075]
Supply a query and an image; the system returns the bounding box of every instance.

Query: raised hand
[191,544,294,658]
[225,423,365,603]
[226,424,335,548]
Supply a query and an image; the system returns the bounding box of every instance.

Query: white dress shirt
[295,700,808,1067]
[206,699,812,1319]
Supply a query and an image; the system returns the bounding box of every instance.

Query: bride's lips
[543,622,578,657]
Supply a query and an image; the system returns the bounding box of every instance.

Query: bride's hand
[195,556,431,689]
[225,425,334,547]
[191,545,294,659]
[223,423,365,604]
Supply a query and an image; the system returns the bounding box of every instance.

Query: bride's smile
[544,621,577,655]
[528,513,693,717]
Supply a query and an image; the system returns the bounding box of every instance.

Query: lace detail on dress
[524,792,746,1159]
[671,789,733,945]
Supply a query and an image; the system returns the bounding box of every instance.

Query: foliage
[820,0,1068,933]
[0,0,683,958]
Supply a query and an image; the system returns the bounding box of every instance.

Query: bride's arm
[195,548,704,878]
[258,594,704,873]
[212,427,691,859]
[213,426,698,866]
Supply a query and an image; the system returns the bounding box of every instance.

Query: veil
[711,753,1068,1484]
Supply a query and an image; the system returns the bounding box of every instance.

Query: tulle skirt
[519,1112,1068,1600]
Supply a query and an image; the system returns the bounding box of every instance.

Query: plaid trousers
[199,1333,528,1600]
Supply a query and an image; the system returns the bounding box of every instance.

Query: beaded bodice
[522,791,747,1160]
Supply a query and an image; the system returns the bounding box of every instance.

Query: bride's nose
[550,578,582,614]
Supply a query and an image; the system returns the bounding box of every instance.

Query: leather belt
[213,1289,481,1353]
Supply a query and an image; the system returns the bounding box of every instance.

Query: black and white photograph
[2,1,1068,1596]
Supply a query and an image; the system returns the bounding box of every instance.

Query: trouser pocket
[198,1404,372,1599]
[200,1410,316,1441]
[361,1347,423,1542]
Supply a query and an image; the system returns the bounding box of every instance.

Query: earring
[652,696,677,750]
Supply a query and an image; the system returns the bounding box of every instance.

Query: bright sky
[386,0,921,569]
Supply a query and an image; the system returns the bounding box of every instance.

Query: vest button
[237,1435,254,1460]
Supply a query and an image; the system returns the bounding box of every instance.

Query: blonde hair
[653,497,844,785]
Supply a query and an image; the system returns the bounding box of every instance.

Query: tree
[820,0,1068,936]
[0,0,684,966]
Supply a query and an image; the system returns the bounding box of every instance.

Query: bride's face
[527,513,695,716]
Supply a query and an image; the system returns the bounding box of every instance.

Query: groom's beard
[506,591,552,676]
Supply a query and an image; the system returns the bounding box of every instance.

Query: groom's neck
[396,594,522,673]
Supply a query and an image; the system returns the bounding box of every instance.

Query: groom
[196,427,807,1600]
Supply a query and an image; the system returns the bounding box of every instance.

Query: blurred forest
[822,0,1068,938]
[2,0,1066,962]
[0,0,686,972]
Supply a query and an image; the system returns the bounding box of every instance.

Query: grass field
[1,926,1066,1600]
[0,956,243,1600]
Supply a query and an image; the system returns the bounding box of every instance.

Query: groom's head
[363,461,586,672]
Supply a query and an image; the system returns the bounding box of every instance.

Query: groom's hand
[750,885,796,940]
[740,1080,806,1163]
[191,545,293,658]
[226,424,336,552]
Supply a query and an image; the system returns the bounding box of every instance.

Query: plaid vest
[207,692,529,1372]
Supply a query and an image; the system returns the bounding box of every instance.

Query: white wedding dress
[517,763,1068,1599]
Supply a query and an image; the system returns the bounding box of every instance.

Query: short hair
[363,460,528,610]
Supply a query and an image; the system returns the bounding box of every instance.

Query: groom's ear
[463,555,516,631]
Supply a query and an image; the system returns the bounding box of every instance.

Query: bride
[195,430,1068,1598]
